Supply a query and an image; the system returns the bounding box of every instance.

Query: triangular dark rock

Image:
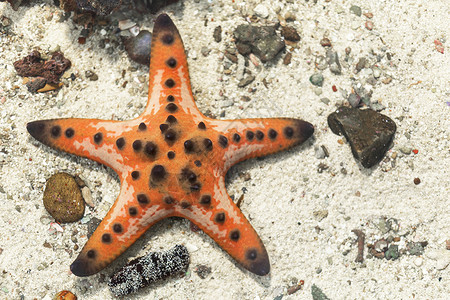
[328,106,396,168]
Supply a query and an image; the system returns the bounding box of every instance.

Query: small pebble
[365,21,374,30]
[413,177,421,185]
[238,75,255,87]
[213,26,222,42]
[85,70,98,81]
[43,173,85,223]
[349,5,362,17]
[414,257,423,267]
[309,73,324,87]
[194,264,212,279]
[320,37,332,47]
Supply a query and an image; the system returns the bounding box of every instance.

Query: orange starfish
[27,14,314,277]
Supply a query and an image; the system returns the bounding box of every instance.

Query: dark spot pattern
[165,79,175,88]
[65,128,74,138]
[167,151,175,159]
[87,249,96,259]
[144,142,158,157]
[166,115,177,123]
[102,233,112,243]
[128,207,138,216]
[246,131,254,141]
[164,129,177,142]
[113,223,123,234]
[190,184,201,191]
[161,34,174,45]
[268,129,278,140]
[166,57,177,68]
[137,194,149,204]
[230,230,240,241]
[138,122,147,131]
[284,126,294,138]
[198,122,206,130]
[51,126,61,138]
[184,139,194,153]
[160,124,169,133]
[167,95,175,102]
[116,137,125,149]
[233,133,241,143]
[133,140,142,151]
[94,132,103,144]
[151,165,166,182]
[218,135,228,148]
[166,103,178,112]
[131,171,140,180]
[256,130,264,140]
[194,160,202,167]
[200,195,211,205]
[164,196,174,204]
[203,138,213,151]
[215,212,225,223]
[246,249,257,260]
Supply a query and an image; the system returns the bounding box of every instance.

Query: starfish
[27,14,314,277]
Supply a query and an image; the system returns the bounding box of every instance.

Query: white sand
[0,0,448,299]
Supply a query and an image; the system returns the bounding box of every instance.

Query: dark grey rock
[122,30,152,65]
[234,24,285,62]
[327,50,342,75]
[327,106,396,168]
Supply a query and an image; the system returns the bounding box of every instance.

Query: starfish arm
[175,177,270,276]
[208,118,314,170]
[144,14,204,124]
[27,118,140,171]
[70,178,172,276]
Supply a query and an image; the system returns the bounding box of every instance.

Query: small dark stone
[123,30,152,65]
[281,26,301,42]
[213,26,222,42]
[194,264,212,279]
[355,57,367,72]
[238,75,255,88]
[234,24,285,62]
[328,106,396,168]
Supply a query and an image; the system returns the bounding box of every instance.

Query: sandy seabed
[0,0,449,299]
